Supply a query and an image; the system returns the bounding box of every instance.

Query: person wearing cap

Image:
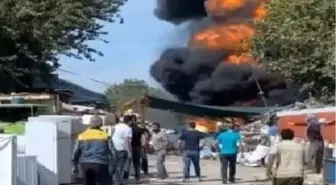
[71,115,115,185]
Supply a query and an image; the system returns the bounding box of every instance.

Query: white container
[16,154,38,185]
[0,134,17,185]
[25,116,86,185]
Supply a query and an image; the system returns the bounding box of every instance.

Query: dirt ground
[131,155,323,185]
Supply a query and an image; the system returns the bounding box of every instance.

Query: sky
[58,0,188,93]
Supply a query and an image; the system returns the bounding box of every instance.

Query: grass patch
[0,122,25,135]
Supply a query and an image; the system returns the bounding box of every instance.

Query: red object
[277,107,336,142]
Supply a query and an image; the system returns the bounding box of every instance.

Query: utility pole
[251,72,268,107]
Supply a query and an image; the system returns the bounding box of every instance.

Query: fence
[0,135,38,185]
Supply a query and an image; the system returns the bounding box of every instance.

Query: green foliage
[252,0,335,101]
[0,123,25,135]
[105,79,161,106]
[0,0,126,91]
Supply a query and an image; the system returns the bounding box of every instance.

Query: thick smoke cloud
[154,0,207,23]
[151,0,305,106]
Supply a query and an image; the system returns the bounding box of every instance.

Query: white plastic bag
[246,144,270,163]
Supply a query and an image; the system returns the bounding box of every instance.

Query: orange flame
[191,24,255,51]
[205,0,245,13]
[191,0,267,65]
[186,117,218,133]
[185,117,247,133]
[227,53,253,65]
[253,5,266,21]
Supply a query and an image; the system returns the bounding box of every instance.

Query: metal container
[323,157,335,185]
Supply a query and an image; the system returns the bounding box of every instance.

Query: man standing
[216,123,240,184]
[305,114,324,173]
[178,122,205,182]
[261,113,279,144]
[112,115,133,185]
[128,115,144,183]
[139,123,150,176]
[151,122,169,179]
[72,116,115,185]
[267,129,306,185]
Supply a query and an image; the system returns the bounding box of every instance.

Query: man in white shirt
[112,115,133,185]
[266,128,305,185]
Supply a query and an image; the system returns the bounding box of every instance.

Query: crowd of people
[71,113,326,185]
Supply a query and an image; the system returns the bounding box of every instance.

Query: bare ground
[128,156,323,185]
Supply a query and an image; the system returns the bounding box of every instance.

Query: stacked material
[240,120,265,151]
[237,119,275,166]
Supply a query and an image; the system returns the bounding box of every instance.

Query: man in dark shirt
[178,121,206,182]
[305,114,324,173]
[124,115,144,183]
[139,123,150,175]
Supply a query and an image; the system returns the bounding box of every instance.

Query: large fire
[192,0,266,66]
[187,0,266,129]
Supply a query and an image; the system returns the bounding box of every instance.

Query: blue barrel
[323,157,336,185]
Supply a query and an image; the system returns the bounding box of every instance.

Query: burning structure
[150,0,305,106]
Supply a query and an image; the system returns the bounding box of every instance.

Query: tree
[251,0,335,101]
[105,79,185,127]
[0,0,126,92]
[105,79,161,106]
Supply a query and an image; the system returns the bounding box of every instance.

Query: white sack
[200,146,213,159]
[246,144,270,163]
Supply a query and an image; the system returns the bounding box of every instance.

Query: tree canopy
[252,0,335,101]
[0,0,126,92]
[105,79,161,106]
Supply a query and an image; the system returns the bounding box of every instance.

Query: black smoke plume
[151,0,305,106]
[154,0,207,23]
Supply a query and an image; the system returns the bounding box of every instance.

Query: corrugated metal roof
[33,78,108,104]
[145,95,281,118]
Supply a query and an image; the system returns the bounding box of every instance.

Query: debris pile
[240,120,265,151]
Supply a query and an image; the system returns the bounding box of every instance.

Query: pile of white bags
[244,145,270,166]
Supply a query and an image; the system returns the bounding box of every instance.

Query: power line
[58,68,111,86]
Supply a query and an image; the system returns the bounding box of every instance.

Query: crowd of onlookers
[70,113,328,185]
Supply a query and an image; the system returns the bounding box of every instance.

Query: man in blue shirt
[178,122,206,182]
[216,123,240,184]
